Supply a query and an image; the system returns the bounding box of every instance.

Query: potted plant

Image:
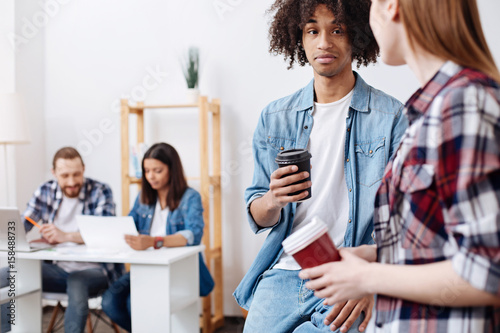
[183,47,200,104]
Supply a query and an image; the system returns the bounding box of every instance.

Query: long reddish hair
[400,0,500,83]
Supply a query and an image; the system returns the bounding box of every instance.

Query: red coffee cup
[282,217,340,269]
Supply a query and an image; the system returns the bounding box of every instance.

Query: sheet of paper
[76,215,138,251]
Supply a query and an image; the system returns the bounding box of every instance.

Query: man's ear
[51,168,56,177]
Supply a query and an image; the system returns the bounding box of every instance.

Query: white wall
[10,0,500,316]
[14,0,47,210]
[0,0,45,209]
[0,0,15,207]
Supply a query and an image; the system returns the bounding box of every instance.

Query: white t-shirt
[274,89,353,270]
[150,200,169,237]
[53,195,102,273]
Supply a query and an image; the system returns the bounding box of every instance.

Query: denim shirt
[233,73,408,309]
[128,187,214,296]
[128,187,204,246]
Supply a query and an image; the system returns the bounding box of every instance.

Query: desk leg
[11,259,42,333]
[130,253,199,333]
[130,263,172,332]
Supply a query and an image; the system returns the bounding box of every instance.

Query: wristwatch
[153,236,164,249]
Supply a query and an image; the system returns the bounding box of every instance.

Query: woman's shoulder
[182,187,201,199]
[176,187,203,212]
[439,72,500,115]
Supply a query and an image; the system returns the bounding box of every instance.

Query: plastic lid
[275,149,311,164]
[282,217,328,255]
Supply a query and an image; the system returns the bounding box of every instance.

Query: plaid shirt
[23,177,115,231]
[373,61,500,332]
[23,177,122,281]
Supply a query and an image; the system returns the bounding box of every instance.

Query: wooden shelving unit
[120,97,223,333]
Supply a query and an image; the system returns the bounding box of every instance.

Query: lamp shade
[0,93,30,144]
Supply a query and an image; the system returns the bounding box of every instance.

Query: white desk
[0,245,204,332]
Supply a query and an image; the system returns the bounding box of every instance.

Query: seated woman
[102,142,214,331]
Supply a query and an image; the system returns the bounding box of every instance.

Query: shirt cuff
[451,247,500,296]
[246,192,279,234]
[176,230,194,245]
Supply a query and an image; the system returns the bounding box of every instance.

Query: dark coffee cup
[275,148,312,201]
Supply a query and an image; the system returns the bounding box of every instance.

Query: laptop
[0,207,53,252]
[76,215,138,252]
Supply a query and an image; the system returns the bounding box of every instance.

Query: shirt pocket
[355,137,386,187]
[399,164,434,193]
[398,164,446,249]
[267,136,297,167]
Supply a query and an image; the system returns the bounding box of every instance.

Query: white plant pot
[186,88,200,104]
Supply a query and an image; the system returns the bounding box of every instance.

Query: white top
[150,200,169,237]
[53,195,102,272]
[275,89,353,270]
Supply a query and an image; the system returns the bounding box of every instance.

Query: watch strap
[154,236,164,249]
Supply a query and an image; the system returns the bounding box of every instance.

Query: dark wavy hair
[268,0,379,69]
[140,143,188,210]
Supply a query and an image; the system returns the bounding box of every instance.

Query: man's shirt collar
[299,71,371,113]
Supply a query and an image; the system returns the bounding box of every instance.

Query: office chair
[43,292,121,333]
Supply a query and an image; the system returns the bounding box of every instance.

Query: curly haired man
[233,0,408,332]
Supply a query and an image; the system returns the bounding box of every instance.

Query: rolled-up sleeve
[442,86,500,296]
[180,190,204,245]
[450,171,500,296]
[244,111,280,234]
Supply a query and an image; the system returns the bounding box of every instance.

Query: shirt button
[369,150,373,154]
[304,125,308,129]
[346,158,349,162]
[280,147,284,150]
[348,219,352,223]
[347,128,350,132]
[349,188,352,192]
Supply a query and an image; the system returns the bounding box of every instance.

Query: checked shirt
[22,177,121,281]
[373,61,500,332]
[23,177,115,231]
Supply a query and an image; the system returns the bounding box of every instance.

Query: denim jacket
[129,187,214,296]
[129,187,204,245]
[233,73,408,309]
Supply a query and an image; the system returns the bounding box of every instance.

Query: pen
[25,216,42,229]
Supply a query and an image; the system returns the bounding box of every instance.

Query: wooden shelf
[128,104,199,112]
[120,97,223,333]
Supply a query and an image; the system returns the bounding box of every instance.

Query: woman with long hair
[299,0,500,331]
[102,143,213,331]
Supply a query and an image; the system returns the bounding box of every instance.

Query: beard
[62,184,82,198]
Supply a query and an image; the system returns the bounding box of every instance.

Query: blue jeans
[243,269,365,333]
[101,272,131,332]
[42,262,109,333]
